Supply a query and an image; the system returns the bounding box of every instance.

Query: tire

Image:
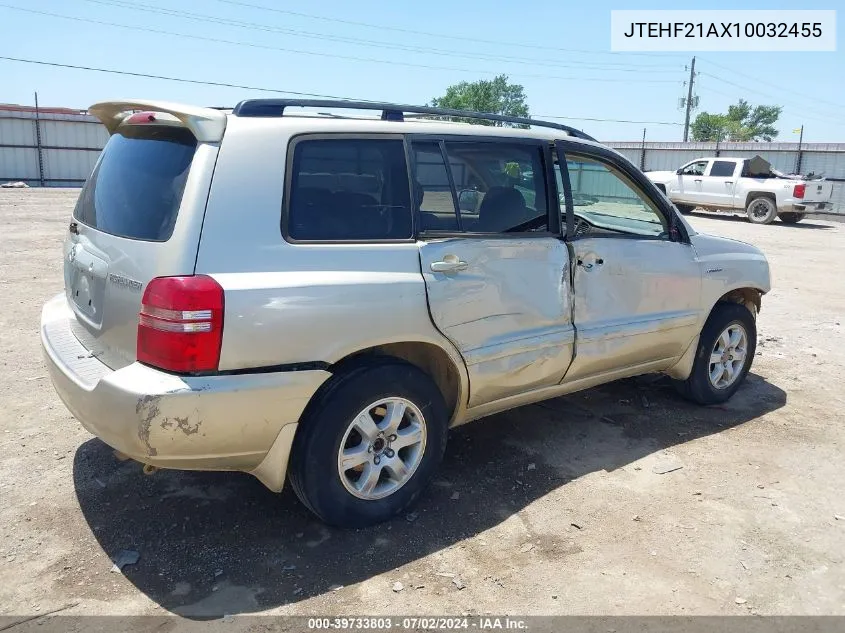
[288,358,448,528]
[675,204,695,214]
[779,212,805,224]
[746,196,777,224]
[672,303,757,405]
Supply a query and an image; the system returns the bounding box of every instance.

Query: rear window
[73,126,197,241]
[286,138,412,241]
[709,160,736,177]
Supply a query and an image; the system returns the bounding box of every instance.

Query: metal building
[0,103,107,187]
[0,101,843,212]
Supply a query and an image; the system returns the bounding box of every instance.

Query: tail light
[793,183,805,199]
[137,275,224,373]
[126,111,158,124]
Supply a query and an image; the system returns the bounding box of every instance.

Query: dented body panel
[563,237,702,382]
[419,237,574,407]
[691,233,771,313]
[42,294,329,471]
[196,116,469,381]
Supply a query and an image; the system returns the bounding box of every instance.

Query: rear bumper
[40,293,330,488]
[789,201,832,213]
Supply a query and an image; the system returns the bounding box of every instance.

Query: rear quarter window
[709,161,737,177]
[73,126,197,241]
[286,138,412,241]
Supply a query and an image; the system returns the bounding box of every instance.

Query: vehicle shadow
[685,210,834,230]
[72,372,786,618]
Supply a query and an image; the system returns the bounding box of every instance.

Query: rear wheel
[779,212,805,224]
[673,303,757,405]
[289,359,448,527]
[746,196,777,224]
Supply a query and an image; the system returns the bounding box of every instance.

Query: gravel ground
[1,189,844,622]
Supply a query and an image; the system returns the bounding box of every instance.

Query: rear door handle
[694,179,703,182]
[430,258,468,273]
[725,180,733,184]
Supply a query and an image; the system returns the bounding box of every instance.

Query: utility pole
[682,56,696,143]
[34,91,45,187]
[640,127,647,170]
[795,125,804,174]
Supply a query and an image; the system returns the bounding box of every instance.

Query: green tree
[430,75,529,127]
[691,99,782,142]
[690,112,730,142]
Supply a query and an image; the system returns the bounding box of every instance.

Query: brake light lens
[793,183,805,199]
[137,276,224,373]
[126,111,157,124]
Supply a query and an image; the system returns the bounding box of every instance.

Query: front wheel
[673,303,757,405]
[779,212,805,224]
[288,359,448,527]
[746,196,777,224]
[675,204,695,214]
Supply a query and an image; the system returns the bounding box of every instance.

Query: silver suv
[41,99,771,527]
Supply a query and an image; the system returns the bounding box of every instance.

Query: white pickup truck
[646,156,833,224]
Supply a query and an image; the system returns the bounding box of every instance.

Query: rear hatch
[64,105,223,369]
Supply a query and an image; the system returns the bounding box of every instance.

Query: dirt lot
[1,189,844,621]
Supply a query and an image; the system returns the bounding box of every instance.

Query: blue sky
[0,0,842,142]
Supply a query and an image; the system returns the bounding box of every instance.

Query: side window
[564,156,668,238]
[709,160,737,177]
[411,140,549,234]
[680,160,709,176]
[287,138,412,241]
[412,142,459,232]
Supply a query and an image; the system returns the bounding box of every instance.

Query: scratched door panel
[419,236,574,407]
[564,236,701,382]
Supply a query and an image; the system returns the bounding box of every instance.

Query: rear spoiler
[89,100,227,142]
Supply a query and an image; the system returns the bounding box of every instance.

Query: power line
[0,55,367,99]
[695,83,838,127]
[698,71,840,122]
[694,80,838,126]
[697,57,845,111]
[695,84,750,101]
[78,0,685,73]
[0,4,684,84]
[698,71,825,110]
[212,0,690,59]
[0,54,685,128]
[537,114,683,126]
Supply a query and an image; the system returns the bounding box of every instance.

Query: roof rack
[231,99,596,142]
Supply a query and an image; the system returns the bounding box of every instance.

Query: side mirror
[668,209,684,242]
[675,168,684,175]
[669,224,681,242]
